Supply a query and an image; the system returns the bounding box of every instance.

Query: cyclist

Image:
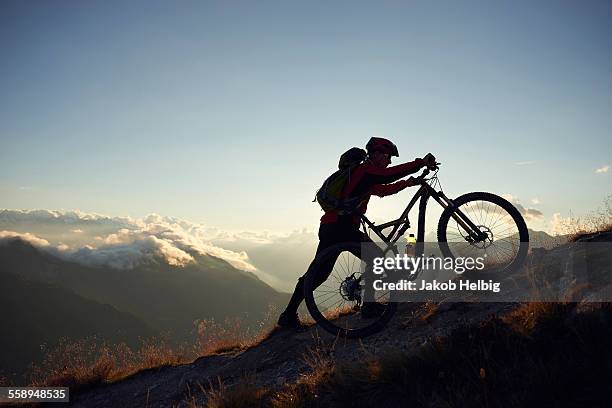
[278,137,436,329]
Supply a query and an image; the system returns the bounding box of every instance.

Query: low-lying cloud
[0,209,318,290]
[76,235,195,269]
[502,194,544,221]
[0,230,51,247]
[0,210,250,272]
[0,229,194,269]
[211,228,318,291]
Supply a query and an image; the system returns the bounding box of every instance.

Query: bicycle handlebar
[415,162,440,183]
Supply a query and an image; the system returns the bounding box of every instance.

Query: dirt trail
[62,301,513,408]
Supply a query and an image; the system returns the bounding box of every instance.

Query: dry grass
[207,383,267,408]
[501,302,574,334]
[270,346,336,408]
[185,337,338,408]
[184,377,268,408]
[27,336,190,392]
[417,301,439,322]
[0,374,11,387]
[196,301,612,407]
[321,304,356,321]
[195,316,267,355]
[27,308,279,393]
[554,195,612,241]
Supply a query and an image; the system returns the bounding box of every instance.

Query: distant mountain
[0,268,155,381]
[424,229,569,251]
[0,238,289,343]
[526,229,569,249]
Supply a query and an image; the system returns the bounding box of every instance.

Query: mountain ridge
[0,238,288,341]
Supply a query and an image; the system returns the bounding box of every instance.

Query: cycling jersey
[320,158,425,224]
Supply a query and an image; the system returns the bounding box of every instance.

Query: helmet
[366,137,399,157]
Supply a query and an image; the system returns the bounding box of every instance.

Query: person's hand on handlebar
[406,176,420,186]
[421,153,438,169]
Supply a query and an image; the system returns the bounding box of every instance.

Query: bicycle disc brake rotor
[459,225,494,249]
[339,273,362,302]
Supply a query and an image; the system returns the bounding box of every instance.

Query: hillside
[0,270,155,382]
[61,232,611,407]
[64,302,612,408]
[0,238,289,342]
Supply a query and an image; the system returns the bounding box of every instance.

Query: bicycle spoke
[316,291,340,305]
[331,263,344,283]
[444,197,526,271]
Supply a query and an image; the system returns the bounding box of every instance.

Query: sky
[1,0,611,234]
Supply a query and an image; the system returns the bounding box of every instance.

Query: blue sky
[1,0,610,233]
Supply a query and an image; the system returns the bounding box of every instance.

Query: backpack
[314,147,368,214]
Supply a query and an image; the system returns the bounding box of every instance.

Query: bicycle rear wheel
[437,192,529,273]
[303,242,397,338]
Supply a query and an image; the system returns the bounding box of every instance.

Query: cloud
[0,231,50,247]
[501,194,544,221]
[0,209,255,273]
[0,209,321,289]
[0,209,310,290]
[519,206,543,221]
[549,213,565,236]
[547,212,588,236]
[0,229,194,269]
[211,228,318,291]
[68,236,194,269]
[0,209,137,229]
[515,161,536,166]
[531,198,540,205]
[595,165,609,174]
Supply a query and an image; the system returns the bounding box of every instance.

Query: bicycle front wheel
[437,192,529,273]
[303,242,397,339]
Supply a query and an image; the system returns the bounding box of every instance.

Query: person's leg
[278,225,339,325]
[281,248,341,314]
[281,268,307,316]
[277,275,306,328]
[340,230,388,317]
[305,224,374,295]
[307,225,375,306]
[357,231,378,302]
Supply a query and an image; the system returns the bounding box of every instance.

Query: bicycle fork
[428,189,488,243]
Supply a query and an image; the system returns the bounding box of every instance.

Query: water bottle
[405,233,416,256]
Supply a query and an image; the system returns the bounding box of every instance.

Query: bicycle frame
[361,168,487,255]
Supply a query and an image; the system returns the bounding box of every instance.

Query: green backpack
[314,147,368,214]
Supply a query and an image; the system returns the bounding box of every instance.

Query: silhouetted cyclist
[278,137,436,329]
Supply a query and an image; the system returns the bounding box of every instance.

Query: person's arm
[362,158,426,184]
[370,177,419,197]
[342,154,435,199]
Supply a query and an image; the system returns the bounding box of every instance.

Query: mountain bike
[303,162,530,338]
